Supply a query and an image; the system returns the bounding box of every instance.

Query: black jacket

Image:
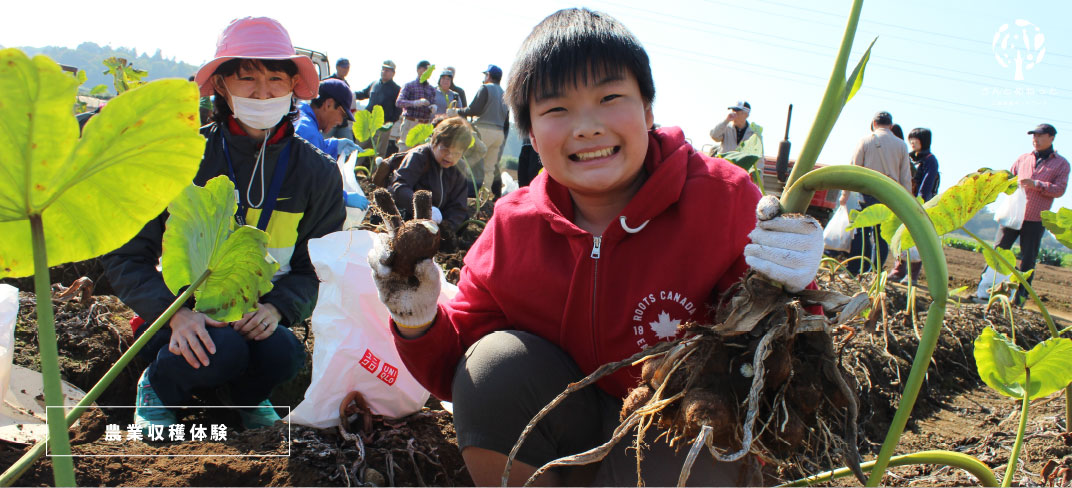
[102,121,346,332]
[355,79,402,123]
[388,144,469,231]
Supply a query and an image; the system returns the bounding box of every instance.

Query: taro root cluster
[370,189,441,281]
[620,273,869,483]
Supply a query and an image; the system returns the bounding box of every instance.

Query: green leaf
[983,247,1018,275]
[0,49,203,278]
[405,123,435,147]
[371,105,385,131]
[718,152,759,171]
[898,170,1017,249]
[974,326,1028,399]
[356,148,376,158]
[161,176,278,322]
[843,37,877,103]
[1041,208,1072,249]
[847,203,892,230]
[419,64,436,84]
[379,121,394,132]
[738,126,764,157]
[89,84,108,96]
[75,70,87,85]
[352,110,374,142]
[1023,337,1072,400]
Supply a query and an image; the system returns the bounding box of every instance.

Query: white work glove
[446,108,458,117]
[415,98,430,107]
[367,189,442,329]
[429,104,438,114]
[743,196,824,293]
[368,234,441,328]
[430,206,443,224]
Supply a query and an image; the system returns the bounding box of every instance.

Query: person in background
[355,60,403,157]
[890,123,904,141]
[974,123,1069,305]
[445,66,467,108]
[709,100,763,172]
[517,133,542,187]
[294,79,359,160]
[326,58,355,142]
[889,127,940,284]
[840,111,912,275]
[434,69,462,116]
[395,60,437,151]
[456,64,509,194]
[388,115,472,251]
[329,58,350,84]
[102,16,345,435]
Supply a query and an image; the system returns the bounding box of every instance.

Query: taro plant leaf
[718,151,759,171]
[161,176,278,322]
[74,69,87,85]
[1041,208,1072,249]
[356,148,376,158]
[89,84,109,96]
[975,326,1029,398]
[983,247,1019,276]
[975,327,1072,400]
[371,104,385,131]
[405,122,435,147]
[353,110,374,142]
[898,170,1018,250]
[847,203,892,230]
[844,37,877,103]
[0,49,204,278]
[419,64,436,84]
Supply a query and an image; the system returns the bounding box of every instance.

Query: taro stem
[28,215,76,487]
[1002,368,1030,488]
[0,269,211,487]
[779,450,997,487]
[781,165,948,486]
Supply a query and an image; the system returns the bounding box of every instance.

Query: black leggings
[996,221,1044,303]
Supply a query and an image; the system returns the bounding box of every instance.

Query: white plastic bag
[289,230,458,428]
[994,188,1026,231]
[339,152,368,230]
[975,265,1011,300]
[0,285,16,403]
[501,172,519,196]
[823,206,853,252]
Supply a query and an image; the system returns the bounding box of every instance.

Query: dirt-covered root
[614,272,869,484]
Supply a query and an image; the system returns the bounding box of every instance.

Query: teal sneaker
[134,369,177,437]
[238,399,281,430]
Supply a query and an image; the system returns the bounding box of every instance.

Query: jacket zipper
[590,235,601,369]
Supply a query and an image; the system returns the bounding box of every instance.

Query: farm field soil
[1,245,1071,486]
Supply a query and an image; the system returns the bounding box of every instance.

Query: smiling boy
[368,8,823,486]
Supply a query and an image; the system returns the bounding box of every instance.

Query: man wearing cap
[710,101,764,171]
[295,78,360,160]
[456,64,510,193]
[355,60,402,156]
[841,111,913,275]
[975,123,1069,305]
[329,58,350,85]
[434,68,462,115]
[395,60,437,151]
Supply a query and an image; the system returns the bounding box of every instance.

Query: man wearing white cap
[710,100,763,171]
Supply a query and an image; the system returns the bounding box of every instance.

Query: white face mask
[231,93,293,129]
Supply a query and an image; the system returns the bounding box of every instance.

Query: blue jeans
[138,325,304,407]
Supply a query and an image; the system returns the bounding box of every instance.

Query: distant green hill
[4,42,200,97]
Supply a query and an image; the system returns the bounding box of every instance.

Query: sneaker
[238,399,281,430]
[135,369,177,435]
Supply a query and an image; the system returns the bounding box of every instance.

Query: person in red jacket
[367,8,824,486]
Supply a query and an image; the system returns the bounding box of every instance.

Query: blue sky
[5,0,1071,210]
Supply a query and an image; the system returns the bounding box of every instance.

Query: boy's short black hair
[908,127,932,151]
[505,8,655,135]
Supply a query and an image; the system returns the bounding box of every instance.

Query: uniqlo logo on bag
[378,363,398,386]
[359,349,380,373]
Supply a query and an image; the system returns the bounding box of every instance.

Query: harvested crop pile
[509,271,872,485]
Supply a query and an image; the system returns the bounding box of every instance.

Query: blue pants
[138,325,304,407]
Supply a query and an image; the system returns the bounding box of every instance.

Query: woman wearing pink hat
[102,16,345,434]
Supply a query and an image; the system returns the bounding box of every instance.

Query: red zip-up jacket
[393,127,762,401]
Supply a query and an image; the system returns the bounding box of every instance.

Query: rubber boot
[907,261,922,285]
[888,259,908,283]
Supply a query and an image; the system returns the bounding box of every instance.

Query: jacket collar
[530,127,690,239]
[225,115,292,145]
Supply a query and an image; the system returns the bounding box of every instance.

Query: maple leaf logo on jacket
[649,311,681,340]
